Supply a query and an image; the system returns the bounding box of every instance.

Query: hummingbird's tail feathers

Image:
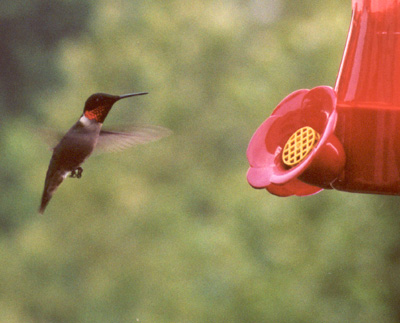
[39,196,51,214]
[39,170,67,214]
[95,125,172,153]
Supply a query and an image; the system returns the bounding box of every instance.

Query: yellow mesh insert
[282,127,320,167]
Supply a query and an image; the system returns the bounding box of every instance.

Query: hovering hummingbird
[39,92,171,214]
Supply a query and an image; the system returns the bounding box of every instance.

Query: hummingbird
[39,92,171,214]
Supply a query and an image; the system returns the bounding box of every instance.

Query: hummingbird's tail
[39,196,50,214]
[39,170,67,214]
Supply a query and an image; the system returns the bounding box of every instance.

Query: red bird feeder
[247,0,400,196]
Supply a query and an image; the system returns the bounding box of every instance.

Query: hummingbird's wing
[95,125,172,153]
[35,128,64,150]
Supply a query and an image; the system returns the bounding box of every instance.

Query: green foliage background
[2,0,400,322]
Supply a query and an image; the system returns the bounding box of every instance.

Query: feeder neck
[335,0,400,107]
[352,0,400,11]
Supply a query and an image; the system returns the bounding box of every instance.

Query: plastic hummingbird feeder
[247,0,400,196]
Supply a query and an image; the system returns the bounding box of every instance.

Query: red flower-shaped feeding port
[246,86,345,196]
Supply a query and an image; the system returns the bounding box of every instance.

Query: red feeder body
[334,0,400,194]
[246,0,400,196]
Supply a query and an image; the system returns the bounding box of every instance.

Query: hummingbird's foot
[69,167,83,179]
[76,167,83,178]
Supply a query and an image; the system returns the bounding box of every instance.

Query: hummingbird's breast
[51,119,101,171]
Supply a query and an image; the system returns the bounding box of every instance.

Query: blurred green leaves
[0,0,92,116]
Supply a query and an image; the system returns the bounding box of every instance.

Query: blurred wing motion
[35,128,64,150]
[36,125,172,153]
[95,125,172,153]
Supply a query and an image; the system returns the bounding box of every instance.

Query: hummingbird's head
[83,92,148,123]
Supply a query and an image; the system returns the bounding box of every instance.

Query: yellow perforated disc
[282,127,320,167]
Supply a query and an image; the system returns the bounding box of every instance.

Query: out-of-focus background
[2,0,400,322]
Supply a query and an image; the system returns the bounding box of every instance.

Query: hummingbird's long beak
[118,92,148,100]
